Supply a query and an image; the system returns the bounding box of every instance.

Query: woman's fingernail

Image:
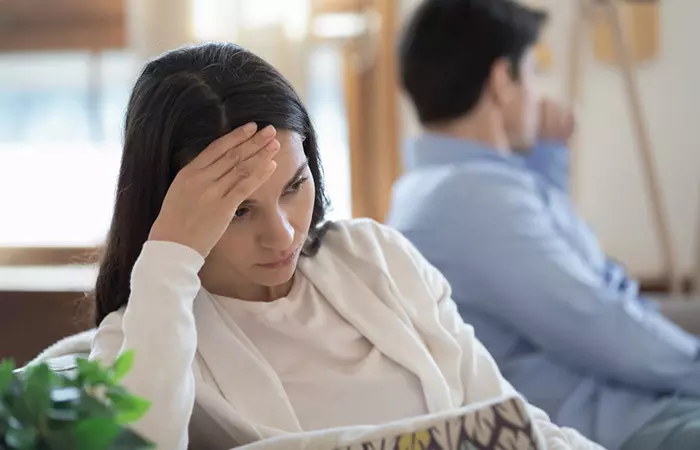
[261,125,276,137]
[267,139,281,151]
[242,122,257,133]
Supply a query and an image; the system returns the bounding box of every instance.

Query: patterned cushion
[334,397,543,450]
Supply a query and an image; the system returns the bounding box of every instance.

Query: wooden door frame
[311,0,402,222]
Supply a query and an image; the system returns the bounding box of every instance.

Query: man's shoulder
[388,160,549,237]
[394,161,540,209]
[460,158,539,186]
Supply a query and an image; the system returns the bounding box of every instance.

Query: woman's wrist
[148,221,208,258]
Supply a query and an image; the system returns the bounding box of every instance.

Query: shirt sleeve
[89,241,204,450]
[524,140,570,193]
[429,172,700,395]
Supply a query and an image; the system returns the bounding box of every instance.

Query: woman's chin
[253,259,299,286]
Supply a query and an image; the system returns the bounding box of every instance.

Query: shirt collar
[405,132,523,170]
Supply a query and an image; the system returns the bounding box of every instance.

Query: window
[0,0,351,251]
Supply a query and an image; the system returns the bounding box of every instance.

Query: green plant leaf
[8,398,31,425]
[52,372,73,389]
[5,426,38,449]
[73,417,120,450]
[76,358,110,387]
[76,392,113,420]
[105,386,150,425]
[109,427,155,450]
[1,355,152,450]
[47,406,78,422]
[76,358,100,386]
[0,402,9,438]
[0,360,16,395]
[21,363,54,426]
[114,397,150,426]
[44,429,78,450]
[110,351,134,383]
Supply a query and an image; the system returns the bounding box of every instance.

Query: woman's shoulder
[321,220,447,311]
[100,307,126,326]
[321,218,431,277]
[323,218,414,258]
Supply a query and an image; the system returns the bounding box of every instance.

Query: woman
[89,43,601,449]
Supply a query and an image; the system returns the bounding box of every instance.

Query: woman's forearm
[90,241,204,450]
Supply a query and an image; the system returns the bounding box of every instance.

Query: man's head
[400,0,547,151]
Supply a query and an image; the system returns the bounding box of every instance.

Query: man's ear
[487,57,516,107]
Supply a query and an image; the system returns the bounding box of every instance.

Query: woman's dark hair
[92,42,330,326]
[400,0,547,125]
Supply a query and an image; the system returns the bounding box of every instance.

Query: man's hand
[539,99,575,142]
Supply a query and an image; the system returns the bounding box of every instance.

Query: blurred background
[1,0,699,365]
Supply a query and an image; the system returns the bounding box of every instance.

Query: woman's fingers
[221,141,280,206]
[234,125,277,163]
[186,122,259,171]
[204,126,278,181]
[223,161,277,209]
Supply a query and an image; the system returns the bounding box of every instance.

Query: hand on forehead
[251,130,308,195]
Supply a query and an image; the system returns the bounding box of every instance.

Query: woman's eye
[285,177,308,195]
[233,207,249,220]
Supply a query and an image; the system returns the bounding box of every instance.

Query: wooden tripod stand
[564,0,681,294]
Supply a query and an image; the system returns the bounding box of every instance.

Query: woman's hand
[148,123,279,257]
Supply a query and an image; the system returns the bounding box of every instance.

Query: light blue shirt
[387,133,700,450]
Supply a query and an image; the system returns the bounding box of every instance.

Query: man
[387,1,700,449]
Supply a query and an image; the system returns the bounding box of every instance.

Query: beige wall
[399,0,700,279]
[127,0,193,60]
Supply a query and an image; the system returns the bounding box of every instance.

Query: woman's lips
[258,248,299,269]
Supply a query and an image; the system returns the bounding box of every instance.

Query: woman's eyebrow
[283,160,310,189]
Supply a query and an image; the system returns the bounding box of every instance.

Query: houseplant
[0,351,153,449]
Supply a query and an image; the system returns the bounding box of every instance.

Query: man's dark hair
[399,0,547,125]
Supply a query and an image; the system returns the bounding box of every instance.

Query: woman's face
[204,129,315,297]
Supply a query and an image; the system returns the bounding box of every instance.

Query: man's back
[388,133,700,450]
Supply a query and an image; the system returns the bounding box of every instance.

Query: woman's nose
[260,211,295,251]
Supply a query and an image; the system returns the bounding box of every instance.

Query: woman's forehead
[272,130,306,171]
